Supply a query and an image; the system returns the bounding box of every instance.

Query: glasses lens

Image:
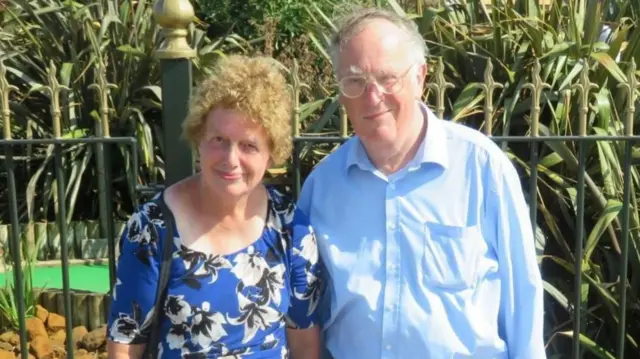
[378,75,401,94]
[340,76,366,97]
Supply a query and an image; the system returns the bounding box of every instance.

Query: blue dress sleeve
[107,199,165,344]
[285,207,323,329]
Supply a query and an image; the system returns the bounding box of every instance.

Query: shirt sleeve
[296,173,315,218]
[489,156,546,358]
[107,200,164,344]
[284,207,323,329]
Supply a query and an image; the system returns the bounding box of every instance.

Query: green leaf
[583,199,622,265]
[451,83,483,121]
[543,280,569,310]
[540,41,576,61]
[590,51,626,83]
[116,45,146,58]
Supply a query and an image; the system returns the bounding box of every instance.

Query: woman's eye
[241,142,259,152]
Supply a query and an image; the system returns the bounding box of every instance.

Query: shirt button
[388,222,396,230]
[385,344,392,350]
[389,183,395,190]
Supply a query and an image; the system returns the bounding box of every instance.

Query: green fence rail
[1,0,640,358]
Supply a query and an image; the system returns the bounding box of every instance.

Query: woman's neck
[194,175,265,224]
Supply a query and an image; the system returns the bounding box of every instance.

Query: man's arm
[296,173,315,217]
[490,157,546,358]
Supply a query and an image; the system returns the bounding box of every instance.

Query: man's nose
[362,80,384,103]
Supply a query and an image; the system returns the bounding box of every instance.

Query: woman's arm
[107,341,146,359]
[287,326,321,359]
[106,199,168,358]
[282,204,325,359]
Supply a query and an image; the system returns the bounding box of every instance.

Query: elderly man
[297,6,546,359]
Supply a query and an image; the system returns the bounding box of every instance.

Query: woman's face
[197,108,271,199]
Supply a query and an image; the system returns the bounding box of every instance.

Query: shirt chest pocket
[422,221,485,291]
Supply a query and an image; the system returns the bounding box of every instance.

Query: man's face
[336,19,427,148]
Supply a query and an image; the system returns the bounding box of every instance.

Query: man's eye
[379,76,397,85]
[346,77,365,85]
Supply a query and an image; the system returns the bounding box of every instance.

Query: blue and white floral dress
[107,186,323,358]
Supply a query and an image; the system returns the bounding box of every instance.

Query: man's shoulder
[439,118,510,167]
[306,136,358,180]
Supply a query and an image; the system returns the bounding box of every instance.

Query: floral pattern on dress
[107,186,322,358]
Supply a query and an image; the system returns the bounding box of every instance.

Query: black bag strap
[144,194,175,359]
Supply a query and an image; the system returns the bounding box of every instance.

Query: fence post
[153,0,196,186]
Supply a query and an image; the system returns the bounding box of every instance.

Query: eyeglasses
[337,65,414,99]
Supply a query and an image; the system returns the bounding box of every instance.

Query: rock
[0,350,13,359]
[0,332,13,343]
[0,343,10,352]
[79,326,106,352]
[48,331,65,346]
[25,318,48,340]
[35,306,49,324]
[45,314,65,333]
[50,344,66,359]
[98,352,108,359]
[73,349,94,359]
[71,327,88,350]
[28,336,52,359]
[6,333,19,346]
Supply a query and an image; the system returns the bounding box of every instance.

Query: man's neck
[363,110,427,175]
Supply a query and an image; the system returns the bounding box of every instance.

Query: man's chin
[360,127,396,145]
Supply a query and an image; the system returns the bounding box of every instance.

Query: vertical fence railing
[153,0,195,187]
[1,58,28,359]
[291,57,640,359]
[89,62,118,289]
[38,60,75,359]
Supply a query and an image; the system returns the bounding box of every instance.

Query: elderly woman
[107,55,322,359]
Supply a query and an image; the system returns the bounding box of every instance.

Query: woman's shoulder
[265,185,309,228]
[128,192,166,224]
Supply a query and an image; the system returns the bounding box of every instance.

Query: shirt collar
[345,101,450,172]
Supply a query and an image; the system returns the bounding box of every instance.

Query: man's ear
[414,63,428,99]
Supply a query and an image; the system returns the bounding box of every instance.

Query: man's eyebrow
[344,65,363,75]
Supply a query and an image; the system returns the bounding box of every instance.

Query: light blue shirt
[297,103,546,359]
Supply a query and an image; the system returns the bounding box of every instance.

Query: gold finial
[617,59,638,136]
[0,59,18,140]
[523,60,551,137]
[27,61,69,138]
[88,62,118,137]
[425,57,454,119]
[470,60,503,135]
[152,0,196,59]
[571,60,598,136]
[289,59,301,138]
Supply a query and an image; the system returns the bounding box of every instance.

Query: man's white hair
[329,6,429,75]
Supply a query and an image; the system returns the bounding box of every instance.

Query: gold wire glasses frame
[337,65,415,99]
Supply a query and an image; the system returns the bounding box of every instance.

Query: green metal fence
[1,59,140,358]
[1,0,639,358]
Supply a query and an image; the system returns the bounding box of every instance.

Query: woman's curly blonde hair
[182,55,293,166]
